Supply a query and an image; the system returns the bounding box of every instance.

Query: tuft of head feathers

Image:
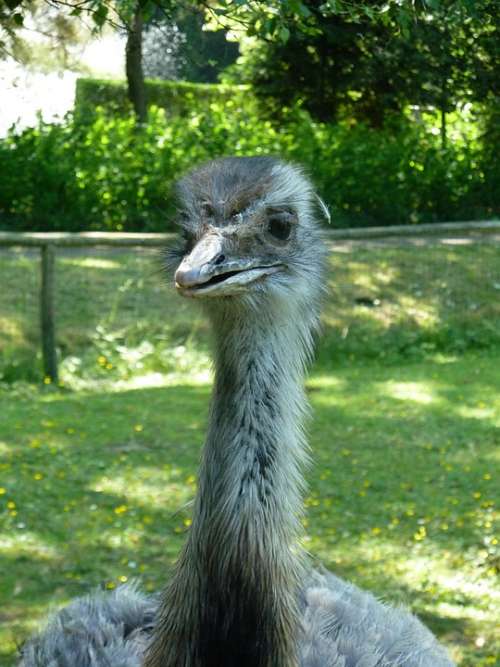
[163,156,328,320]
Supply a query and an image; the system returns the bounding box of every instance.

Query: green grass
[0,243,499,666]
[1,242,499,383]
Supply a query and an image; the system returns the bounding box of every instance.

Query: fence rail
[1,220,500,248]
[1,220,499,383]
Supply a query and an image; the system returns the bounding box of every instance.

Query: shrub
[0,102,497,232]
[74,78,249,121]
[295,117,486,226]
[0,103,284,232]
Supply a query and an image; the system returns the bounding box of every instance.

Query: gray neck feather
[145,296,316,667]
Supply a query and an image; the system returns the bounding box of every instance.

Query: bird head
[167,157,327,309]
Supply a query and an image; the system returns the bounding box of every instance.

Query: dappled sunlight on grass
[0,532,59,561]
[378,380,439,404]
[310,535,495,602]
[59,257,122,270]
[3,351,496,663]
[304,353,499,665]
[59,368,213,393]
[396,294,440,328]
[310,388,351,408]
[307,535,498,665]
[0,316,28,347]
[429,353,460,365]
[1,243,500,665]
[320,243,500,365]
[347,260,398,285]
[2,243,500,384]
[90,465,196,509]
[454,404,499,426]
[0,603,51,664]
[484,449,500,462]
[118,368,212,388]
[306,375,346,390]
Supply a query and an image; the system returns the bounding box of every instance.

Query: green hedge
[75,78,249,120]
[0,102,497,232]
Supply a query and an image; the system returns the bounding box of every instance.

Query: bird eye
[267,214,292,241]
[201,203,215,218]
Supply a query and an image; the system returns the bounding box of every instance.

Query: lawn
[0,241,499,666]
[1,240,499,382]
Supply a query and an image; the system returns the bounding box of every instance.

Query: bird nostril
[215,254,225,265]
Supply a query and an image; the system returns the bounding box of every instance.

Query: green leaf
[279,26,291,43]
[4,0,23,10]
[289,0,312,18]
[92,4,108,28]
[13,12,23,26]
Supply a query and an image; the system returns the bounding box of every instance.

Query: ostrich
[19,157,455,667]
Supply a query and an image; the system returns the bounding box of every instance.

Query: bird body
[19,574,454,667]
[19,157,455,667]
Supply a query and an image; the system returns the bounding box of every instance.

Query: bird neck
[146,299,315,667]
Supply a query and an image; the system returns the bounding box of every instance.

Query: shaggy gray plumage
[19,577,452,667]
[18,584,156,667]
[19,157,455,667]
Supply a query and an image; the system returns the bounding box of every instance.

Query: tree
[174,6,238,84]
[0,0,174,121]
[1,0,236,120]
[124,2,147,123]
[2,0,497,126]
[223,0,499,132]
[0,0,89,67]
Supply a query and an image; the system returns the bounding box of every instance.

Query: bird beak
[175,234,225,290]
[175,233,281,298]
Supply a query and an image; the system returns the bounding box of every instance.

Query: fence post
[40,244,58,384]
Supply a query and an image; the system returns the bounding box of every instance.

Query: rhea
[19,157,454,667]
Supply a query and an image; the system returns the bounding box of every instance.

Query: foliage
[74,77,248,120]
[0,99,498,232]
[0,0,169,34]
[2,0,497,133]
[0,0,88,70]
[0,0,422,44]
[302,111,497,226]
[3,0,495,65]
[207,0,459,42]
[225,0,500,126]
[0,0,113,57]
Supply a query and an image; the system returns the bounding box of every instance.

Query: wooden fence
[1,220,499,383]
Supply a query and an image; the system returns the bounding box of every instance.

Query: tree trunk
[126,5,147,123]
[40,244,58,384]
